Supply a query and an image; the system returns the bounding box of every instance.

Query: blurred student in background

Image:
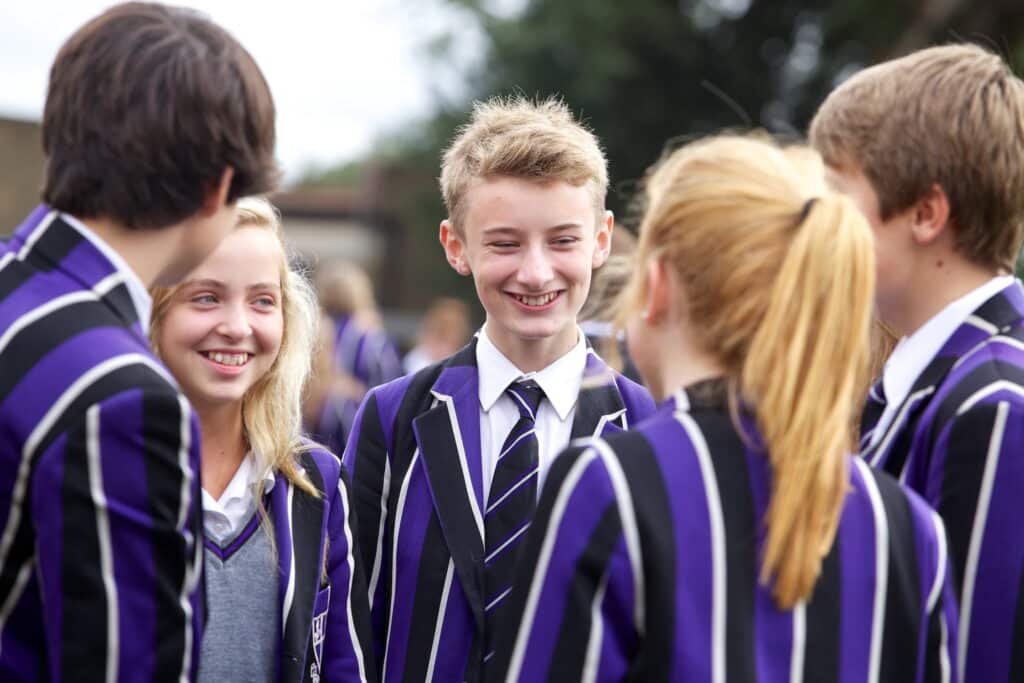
[306,261,402,455]
[150,199,374,682]
[403,296,473,374]
[493,135,956,682]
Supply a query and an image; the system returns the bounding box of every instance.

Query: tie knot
[506,379,545,420]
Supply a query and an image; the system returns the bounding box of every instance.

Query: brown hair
[810,43,1024,271]
[43,2,279,230]
[440,95,608,234]
[619,134,875,609]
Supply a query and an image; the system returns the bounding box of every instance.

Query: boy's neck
[80,215,186,288]
[890,254,1003,337]
[483,321,579,374]
[198,401,248,500]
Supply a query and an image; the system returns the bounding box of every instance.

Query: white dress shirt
[870,275,1015,446]
[477,326,587,504]
[60,212,153,331]
[201,453,276,544]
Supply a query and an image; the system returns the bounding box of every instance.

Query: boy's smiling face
[441,175,612,366]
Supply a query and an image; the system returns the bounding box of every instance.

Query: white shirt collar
[883,274,1014,408]
[59,212,153,331]
[202,451,276,510]
[476,325,587,421]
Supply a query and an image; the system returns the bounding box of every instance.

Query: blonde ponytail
[624,134,875,609]
[742,194,874,608]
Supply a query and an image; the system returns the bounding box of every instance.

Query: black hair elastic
[799,197,819,223]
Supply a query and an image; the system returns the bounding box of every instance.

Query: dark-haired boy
[811,44,1024,682]
[0,3,278,680]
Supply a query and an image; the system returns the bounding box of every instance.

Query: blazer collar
[269,457,327,682]
[863,280,1024,468]
[9,207,146,341]
[569,348,630,439]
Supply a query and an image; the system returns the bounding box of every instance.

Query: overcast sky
[0,1,482,181]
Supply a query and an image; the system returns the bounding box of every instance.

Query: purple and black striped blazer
[343,338,655,683]
[494,380,958,682]
[0,208,204,681]
[861,280,1024,682]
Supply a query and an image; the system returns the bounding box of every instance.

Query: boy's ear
[592,210,614,269]
[909,183,951,246]
[199,167,235,217]
[439,220,471,276]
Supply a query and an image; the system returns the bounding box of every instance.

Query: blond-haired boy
[343,96,653,682]
[811,43,1024,682]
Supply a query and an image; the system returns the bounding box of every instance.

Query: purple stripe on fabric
[0,270,85,328]
[33,430,68,682]
[429,577,474,683]
[515,456,620,682]
[741,435,797,681]
[383,463,434,683]
[0,327,148,437]
[639,416,716,682]
[838,464,876,683]
[593,537,635,681]
[204,511,263,561]
[98,389,158,680]
[963,407,1024,682]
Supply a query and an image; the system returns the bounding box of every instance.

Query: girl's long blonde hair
[620,134,875,609]
[150,197,321,498]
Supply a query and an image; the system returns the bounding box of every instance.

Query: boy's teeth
[206,352,247,366]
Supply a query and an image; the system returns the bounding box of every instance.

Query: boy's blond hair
[810,43,1024,271]
[440,95,608,234]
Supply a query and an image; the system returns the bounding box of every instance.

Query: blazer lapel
[411,342,487,636]
[863,281,1024,474]
[271,461,327,682]
[570,349,629,439]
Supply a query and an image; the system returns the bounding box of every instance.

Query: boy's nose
[517,249,554,288]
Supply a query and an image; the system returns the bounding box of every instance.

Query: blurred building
[0,116,45,234]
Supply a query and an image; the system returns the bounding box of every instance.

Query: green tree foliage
[304,0,1024,304]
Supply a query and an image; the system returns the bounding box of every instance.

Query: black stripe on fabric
[930,360,1024,435]
[935,401,999,604]
[702,411,758,682]
[0,218,84,301]
[487,444,592,681]
[873,470,922,683]
[401,512,453,683]
[60,413,108,680]
[349,391,389,587]
[804,531,841,682]
[544,504,621,683]
[295,454,328,681]
[1009,561,1024,681]
[0,364,172,619]
[141,386,189,680]
[0,285,139,404]
[610,431,675,683]
[338,465,378,682]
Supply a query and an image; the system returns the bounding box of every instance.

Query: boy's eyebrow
[481,222,586,235]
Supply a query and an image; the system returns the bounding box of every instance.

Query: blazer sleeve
[928,398,1024,682]
[913,505,959,683]
[322,463,378,682]
[491,442,640,682]
[342,388,392,670]
[31,383,204,682]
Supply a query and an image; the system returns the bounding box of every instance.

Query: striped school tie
[860,378,887,448]
[483,379,545,663]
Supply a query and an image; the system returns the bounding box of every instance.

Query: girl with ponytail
[491,134,958,682]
